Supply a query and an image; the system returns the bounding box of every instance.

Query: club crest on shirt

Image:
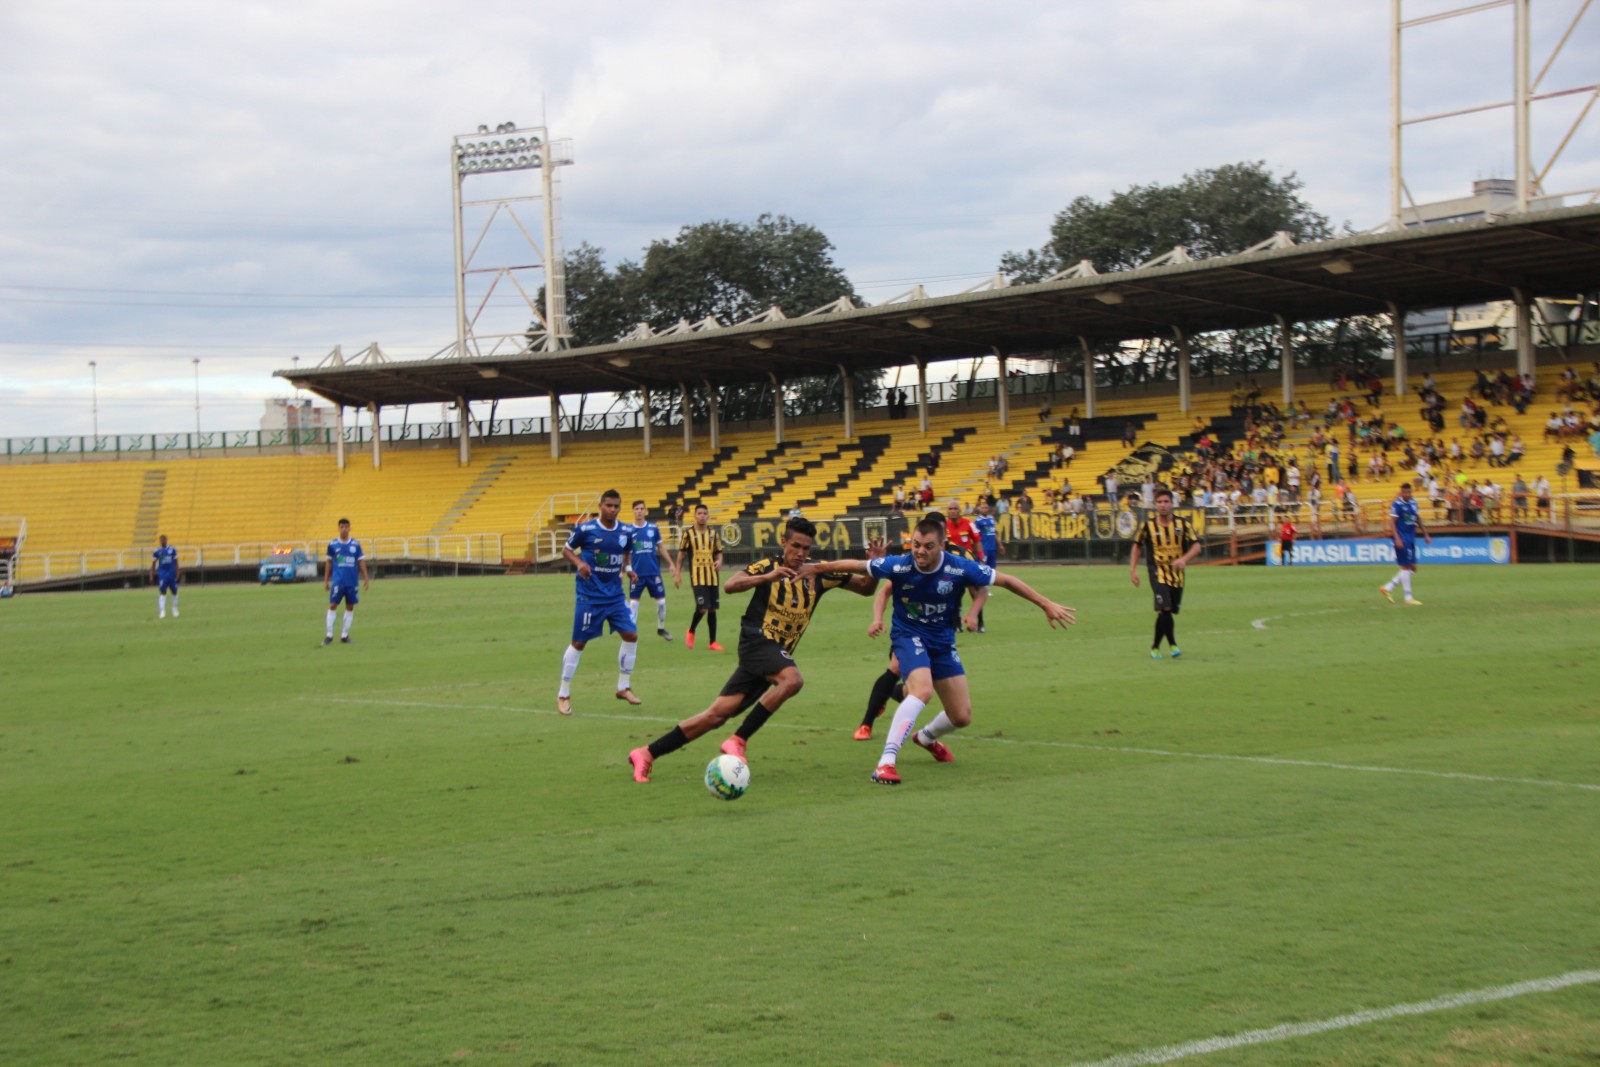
[936,579,953,596]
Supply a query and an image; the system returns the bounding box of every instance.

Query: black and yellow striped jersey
[1134,516,1198,587]
[680,526,722,586]
[738,556,850,652]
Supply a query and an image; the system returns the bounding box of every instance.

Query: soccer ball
[705,754,750,800]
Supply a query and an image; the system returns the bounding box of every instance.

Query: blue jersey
[566,520,631,606]
[152,545,179,575]
[327,537,365,586]
[972,515,998,557]
[867,551,995,646]
[1389,496,1421,542]
[629,522,664,577]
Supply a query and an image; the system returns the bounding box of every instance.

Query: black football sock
[689,609,704,634]
[735,701,775,742]
[1166,614,1179,648]
[862,669,901,726]
[707,613,718,644]
[647,726,691,760]
[1152,616,1164,650]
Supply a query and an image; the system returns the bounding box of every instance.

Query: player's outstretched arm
[561,545,590,579]
[868,581,891,637]
[962,585,990,632]
[993,570,1076,629]
[724,562,794,595]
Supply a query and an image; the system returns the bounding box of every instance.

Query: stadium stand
[2,359,1594,584]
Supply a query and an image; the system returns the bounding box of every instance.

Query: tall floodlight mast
[1390,0,1597,227]
[449,121,575,358]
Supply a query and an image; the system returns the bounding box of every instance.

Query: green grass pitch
[2,563,1597,1066]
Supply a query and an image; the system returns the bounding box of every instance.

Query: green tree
[1001,162,1385,380]
[551,215,879,423]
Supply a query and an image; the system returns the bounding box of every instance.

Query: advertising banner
[1266,536,1512,566]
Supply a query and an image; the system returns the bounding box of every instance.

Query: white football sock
[628,599,640,624]
[157,593,166,616]
[341,611,354,637]
[617,641,637,690]
[879,695,927,767]
[656,599,668,629]
[1384,571,1402,590]
[920,711,958,742]
[1400,572,1414,597]
[171,596,179,616]
[325,608,336,638]
[558,645,582,697]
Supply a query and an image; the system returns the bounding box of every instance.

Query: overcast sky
[1,0,1593,439]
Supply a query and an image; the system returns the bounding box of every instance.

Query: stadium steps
[131,468,168,546]
[661,444,742,512]
[737,434,892,519]
[842,426,974,516]
[785,434,893,515]
[430,455,519,536]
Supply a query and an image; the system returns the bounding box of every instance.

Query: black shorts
[718,633,796,699]
[1151,581,1184,614]
[693,584,720,611]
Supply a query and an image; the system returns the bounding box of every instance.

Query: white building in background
[260,398,334,433]
[1403,180,1576,353]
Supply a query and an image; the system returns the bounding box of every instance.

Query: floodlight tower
[449,121,575,358]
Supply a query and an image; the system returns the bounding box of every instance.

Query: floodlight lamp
[1094,290,1125,305]
[477,367,501,379]
[488,140,501,152]
[606,356,632,368]
[514,155,531,168]
[1322,258,1355,275]
[906,315,933,329]
[528,136,541,146]
[750,338,775,349]
[477,124,490,134]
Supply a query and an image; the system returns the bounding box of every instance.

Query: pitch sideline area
[2,564,1595,1065]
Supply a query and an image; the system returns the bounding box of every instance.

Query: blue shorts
[981,548,998,568]
[329,584,360,608]
[573,599,636,643]
[1394,539,1418,568]
[629,574,666,601]
[890,631,966,682]
[157,574,179,594]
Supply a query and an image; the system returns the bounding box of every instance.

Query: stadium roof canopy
[283,203,1600,410]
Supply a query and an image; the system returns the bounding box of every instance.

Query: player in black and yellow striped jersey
[629,518,887,782]
[1128,488,1202,659]
[672,503,724,650]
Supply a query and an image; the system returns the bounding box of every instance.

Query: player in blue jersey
[626,500,673,642]
[971,498,1004,632]
[808,513,1074,785]
[322,518,370,645]
[557,489,640,714]
[150,534,182,619]
[1379,481,1431,606]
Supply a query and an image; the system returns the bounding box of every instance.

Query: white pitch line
[1252,607,1363,630]
[969,736,1600,793]
[317,695,1600,794]
[1065,969,1600,1067]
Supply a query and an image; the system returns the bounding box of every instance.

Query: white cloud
[0,0,1590,437]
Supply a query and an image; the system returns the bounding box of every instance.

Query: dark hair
[784,517,817,539]
[338,517,350,525]
[631,499,645,509]
[1154,489,1173,502]
[601,489,622,503]
[914,516,947,540]
[694,502,708,513]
